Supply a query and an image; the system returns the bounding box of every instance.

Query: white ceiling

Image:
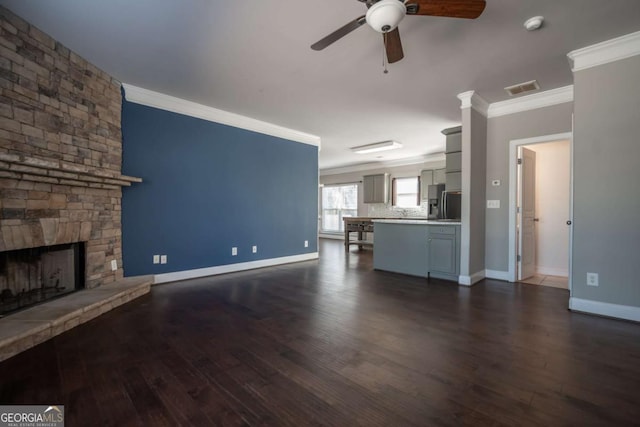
[2,0,640,170]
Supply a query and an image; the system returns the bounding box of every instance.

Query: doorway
[508,132,573,291]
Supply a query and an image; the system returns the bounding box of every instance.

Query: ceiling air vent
[504,80,540,96]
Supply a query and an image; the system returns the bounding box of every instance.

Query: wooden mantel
[0,153,142,189]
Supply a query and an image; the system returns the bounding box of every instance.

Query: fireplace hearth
[0,243,85,317]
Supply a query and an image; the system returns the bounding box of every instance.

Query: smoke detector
[524,16,544,31]
[505,80,540,96]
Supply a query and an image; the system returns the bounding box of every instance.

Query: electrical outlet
[252,245,257,253]
[487,200,500,209]
[160,255,167,264]
[304,240,309,248]
[153,255,160,264]
[587,272,599,287]
[111,259,117,271]
[232,247,238,256]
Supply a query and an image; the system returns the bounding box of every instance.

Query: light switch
[160,255,167,264]
[487,200,500,209]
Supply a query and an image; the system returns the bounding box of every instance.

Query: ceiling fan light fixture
[351,140,403,154]
[365,0,406,33]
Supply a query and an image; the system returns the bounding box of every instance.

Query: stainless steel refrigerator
[427,184,461,220]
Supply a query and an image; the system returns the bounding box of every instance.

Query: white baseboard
[153,252,319,284]
[485,269,511,281]
[458,270,486,286]
[569,297,640,322]
[536,266,568,277]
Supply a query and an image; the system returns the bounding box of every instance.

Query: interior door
[518,147,536,280]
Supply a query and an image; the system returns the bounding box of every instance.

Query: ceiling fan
[311,0,486,65]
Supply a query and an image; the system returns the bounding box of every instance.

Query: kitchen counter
[373,219,461,225]
[343,217,461,250]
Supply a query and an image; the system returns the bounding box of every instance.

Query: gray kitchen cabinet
[373,221,460,282]
[444,127,462,152]
[445,172,462,192]
[420,169,434,200]
[445,152,461,173]
[433,168,446,185]
[363,173,388,203]
[427,225,460,279]
[373,222,429,277]
[442,126,462,192]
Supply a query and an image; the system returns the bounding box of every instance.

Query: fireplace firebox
[0,243,85,317]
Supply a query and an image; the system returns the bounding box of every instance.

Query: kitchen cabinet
[445,152,461,173]
[373,222,429,277]
[420,169,434,200]
[445,172,461,193]
[442,126,462,192]
[373,220,460,282]
[421,169,447,199]
[444,127,462,152]
[427,225,460,277]
[363,173,388,203]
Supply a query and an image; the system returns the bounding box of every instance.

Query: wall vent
[504,80,540,96]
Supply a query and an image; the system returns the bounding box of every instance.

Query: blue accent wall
[121,101,318,276]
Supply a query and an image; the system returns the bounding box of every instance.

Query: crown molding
[567,31,640,72]
[320,153,446,176]
[487,85,574,118]
[122,83,321,147]
[457,90,489,117]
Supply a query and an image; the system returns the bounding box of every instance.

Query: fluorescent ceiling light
[351,140,403,154]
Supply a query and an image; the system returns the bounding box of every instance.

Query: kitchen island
[372,219,461,282]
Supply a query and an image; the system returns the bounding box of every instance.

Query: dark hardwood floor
[1,239,639,426]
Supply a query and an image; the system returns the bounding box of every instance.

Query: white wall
[527,140,570,277]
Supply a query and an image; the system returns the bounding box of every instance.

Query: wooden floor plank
[1,239,639,425]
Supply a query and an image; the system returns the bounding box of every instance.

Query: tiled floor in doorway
[519,274,568,289]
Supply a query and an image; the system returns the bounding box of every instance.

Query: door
[518,147,536,280]
[429,234,457,275]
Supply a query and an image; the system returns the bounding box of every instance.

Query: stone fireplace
[0,8,141,300]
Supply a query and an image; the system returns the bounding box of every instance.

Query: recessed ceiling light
[350,140,403,154]
[524,16,544,31]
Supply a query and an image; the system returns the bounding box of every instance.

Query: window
[321,184,358,233]
[392,177,420,208]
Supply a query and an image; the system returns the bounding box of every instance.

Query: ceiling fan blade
[311,15,367,51]
[406,0,486,19]
[385,28,404,64]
